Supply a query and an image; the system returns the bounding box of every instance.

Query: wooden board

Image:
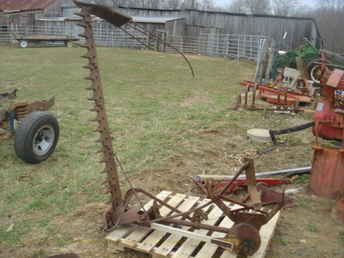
[106,192,280,258]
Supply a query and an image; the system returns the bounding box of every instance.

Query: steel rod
[197,167,311,181]
[219,161,251,196]
[157,219,230,233]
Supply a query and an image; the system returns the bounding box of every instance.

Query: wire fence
[0,23,272,62]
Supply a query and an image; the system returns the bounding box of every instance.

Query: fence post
[255,38,267,83]
[237,35,240,62]
[265,38,275,80]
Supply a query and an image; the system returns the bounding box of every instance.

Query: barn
[119,6,321,50]
[0,0,63,42]
[0,0,62,26]
[0,0,321,60]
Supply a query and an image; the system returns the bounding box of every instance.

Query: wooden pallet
[106,191,280,258]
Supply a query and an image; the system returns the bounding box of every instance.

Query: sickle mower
[73,1,284,257]
[0,89,59,164]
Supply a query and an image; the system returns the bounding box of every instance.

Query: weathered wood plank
[106,191,172,249]
[120,193,185,249]
[137,195,200,253]
[171,203,225,258]
[107,192,281,258]
[153,199,210,257]
[193,205,240,258]
[249,211,281,258]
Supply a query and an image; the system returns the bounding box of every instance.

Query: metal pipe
[157,219,230,233]
[256,167,311,178]
[197,167,311,181]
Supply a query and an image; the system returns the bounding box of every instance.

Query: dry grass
[0,47,343,258]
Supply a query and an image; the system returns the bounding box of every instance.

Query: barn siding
[0,1,321,55]
[1,0,320,49]
[116,8,319,49]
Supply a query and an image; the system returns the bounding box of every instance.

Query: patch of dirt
[268,191,344,258]
[199,129,225,136]
[0,129,11,140]
[180,94,212,107]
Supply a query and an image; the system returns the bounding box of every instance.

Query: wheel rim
[32,125,55,156]
[20,41,28,48]
[310,65,322,83]
[9,119,18,133]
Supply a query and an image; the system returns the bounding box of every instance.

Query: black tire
[14,111,59,164]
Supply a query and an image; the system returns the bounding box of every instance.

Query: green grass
[294,175,310,185]
[339,232,344,244]
[0,47,314,256]
[307,224,319,233]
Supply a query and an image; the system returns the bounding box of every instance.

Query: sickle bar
[75,2,123,216]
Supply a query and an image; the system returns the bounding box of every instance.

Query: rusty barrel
[310,146,344,199]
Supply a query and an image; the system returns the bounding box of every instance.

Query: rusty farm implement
[73,1,284,257]
[235,40,344,112]
[0,89,59,163]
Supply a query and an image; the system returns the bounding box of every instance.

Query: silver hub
[20,40,28,48]
[310,65,321,84]
[32,125,55,156]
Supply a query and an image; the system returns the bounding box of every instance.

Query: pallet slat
[153,198,210,257]
[138,195,200,253]
[171,203,224,258]
[120,193,185,249]
[107,192,280,258]
[193,205,239,258]
[106,191,172,248]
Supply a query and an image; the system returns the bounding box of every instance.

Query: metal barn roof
[0,0,57,12]
[132,16,183,24]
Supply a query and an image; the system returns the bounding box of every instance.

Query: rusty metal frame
[0,90,55,131]
[235,80,313,112]
[74,2,284,257]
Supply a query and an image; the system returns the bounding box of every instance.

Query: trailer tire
[15,111,59,164]
[19,40,29,48]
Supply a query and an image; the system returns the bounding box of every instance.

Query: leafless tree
[271,0,299,16]
[180,0,200,9]
[200,0,215,10]
[227,0,246,12]
[295,0,344,53]
[228,0,270,14]
[166,0,182,9]
[244,0,270,14]
[317,0,344,9]
[109,0,120,7]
